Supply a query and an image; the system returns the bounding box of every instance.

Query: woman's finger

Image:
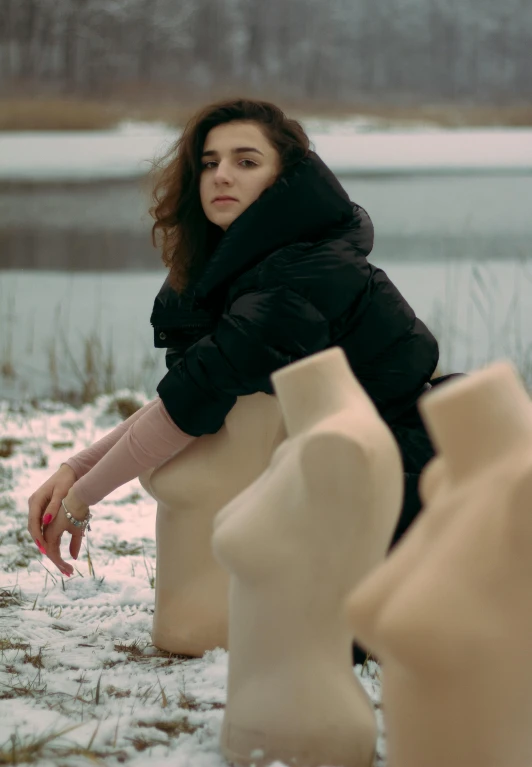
[42,492,66,527]
[70,534,83,562]
[27,491,49,548]
[43,519,74,576]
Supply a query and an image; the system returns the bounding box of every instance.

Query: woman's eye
[202,159,257,170]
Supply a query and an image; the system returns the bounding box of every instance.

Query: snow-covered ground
[0,393,385,767]
[1,119,532,181]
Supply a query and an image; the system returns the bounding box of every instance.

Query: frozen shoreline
[1,122,532,182]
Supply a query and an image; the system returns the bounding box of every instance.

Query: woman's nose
[214,161,233,184]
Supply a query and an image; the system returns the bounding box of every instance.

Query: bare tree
[0,0,530,106]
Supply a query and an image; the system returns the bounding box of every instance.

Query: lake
[1,172,531,400]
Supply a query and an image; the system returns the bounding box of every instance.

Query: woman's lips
[213,197,238,205]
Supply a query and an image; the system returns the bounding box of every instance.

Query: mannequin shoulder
[294,431,377,504]
[298,428,372,471]
[297,414,400,477]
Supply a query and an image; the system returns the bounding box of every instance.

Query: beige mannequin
[212,347,404,767]
[139,392,285,657]
[346,360,532,767]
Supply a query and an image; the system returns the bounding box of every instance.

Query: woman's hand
[41,487,89,576]
[27,465,84,576]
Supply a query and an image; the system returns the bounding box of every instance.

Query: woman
[27,98,438,579]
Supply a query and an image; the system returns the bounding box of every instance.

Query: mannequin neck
[420,362,532,482]
[272,348,361,438]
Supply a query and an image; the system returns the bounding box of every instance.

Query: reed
[1,259,531,404]
[425,254,532,392]
[0,288,161,404]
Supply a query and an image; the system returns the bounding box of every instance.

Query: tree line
[0,0,530,105]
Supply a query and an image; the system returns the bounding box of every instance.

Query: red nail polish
[43,513,52,525]
[36,541,46,554]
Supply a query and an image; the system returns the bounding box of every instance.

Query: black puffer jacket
[151,152,439,437]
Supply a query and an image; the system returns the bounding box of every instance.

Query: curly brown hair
[150,98,310,293]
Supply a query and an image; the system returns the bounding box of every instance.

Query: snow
[1,120,531,181]
[0,394,386,766]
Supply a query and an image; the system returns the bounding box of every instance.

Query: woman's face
[199,120,281,231]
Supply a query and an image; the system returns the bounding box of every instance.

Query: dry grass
[298,101,532,128]
[113,639,148,658]
[0,578,230,764]
[1,95,531,131]
[0,97,193,131]
[101,539,144,557]
[104,395,144,420]
[0,724,133,764]
[0,585,25,608]
[105,685,132,699]
[0,526,43,571]
[50,440,74,450]
[112,490,143,505]
[0,637,29,652]
[0,438,22,459]
[125,717,199,750]
[0,660,213,761]
[0,726,86,765]
[137,718,197,736]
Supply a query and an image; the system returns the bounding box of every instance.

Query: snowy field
[0,393,385,766]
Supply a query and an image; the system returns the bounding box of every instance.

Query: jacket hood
[192,151,355,301]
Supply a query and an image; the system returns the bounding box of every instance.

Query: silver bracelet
[61,499,92,533]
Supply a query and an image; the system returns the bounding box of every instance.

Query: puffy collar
[192,151,354,301]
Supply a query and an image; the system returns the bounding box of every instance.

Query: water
[1,174,531,270]
[1,172,531,400]
[0,270,168,400]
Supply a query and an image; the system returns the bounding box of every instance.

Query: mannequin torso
[139,392,285,656]
[212,348,404,767]
[346,361,532,767]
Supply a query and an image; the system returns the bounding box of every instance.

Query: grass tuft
[0,725,129,764]
[112,490,143,506]
[104,395,143,420]
[0,725,82,765]
[105,685,131,699]
[23,648,45,670]
[113,639,146,658]
[177,690,200,711]
[0,466,14,493]
[0,439,22,459]
[101,539,143,557]
[94,673,102,705]
[126,733,168,752]
[0,528,42,570]
[142,549,156,590]
[50,441,74,450]
[0,673,47,700]
[0,586,25,608]
[137,718,198,736]
[0,497,15,512]
[0,637,29,651]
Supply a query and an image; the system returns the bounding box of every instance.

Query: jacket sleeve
[156,284,330,436]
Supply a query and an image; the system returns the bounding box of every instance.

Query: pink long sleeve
[65,398,160,479]
[71,399,195,507]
